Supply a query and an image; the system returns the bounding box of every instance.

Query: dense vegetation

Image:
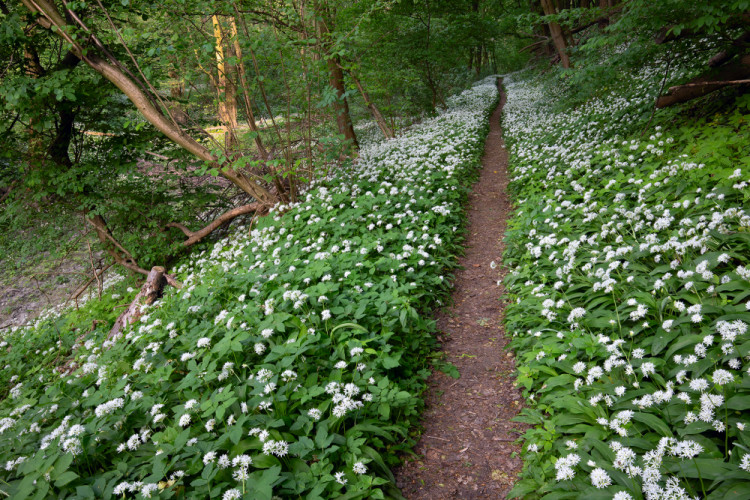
[2,0,750,499]
[0,79,496,498]
[503,28,750,500]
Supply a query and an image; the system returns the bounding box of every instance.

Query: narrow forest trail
[395,80,525,499]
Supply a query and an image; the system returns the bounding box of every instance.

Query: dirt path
[395,80,525,499]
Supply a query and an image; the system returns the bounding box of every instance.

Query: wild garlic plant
[503,60,750,499]
[0,78,499,499]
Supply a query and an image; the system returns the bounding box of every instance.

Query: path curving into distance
[395,79,525,499]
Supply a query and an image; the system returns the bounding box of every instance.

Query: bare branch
[167,202,266,247]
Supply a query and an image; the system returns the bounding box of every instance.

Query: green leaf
[726,395,750,411]
[436,361,460,379]
[54,471,79,488]
[631,412,673,437]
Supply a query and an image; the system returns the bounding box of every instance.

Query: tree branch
[167,202,266,247]
[20,0,275,202]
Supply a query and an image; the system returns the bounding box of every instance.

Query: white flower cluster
[0,77,500,498]
[503,55,750,499]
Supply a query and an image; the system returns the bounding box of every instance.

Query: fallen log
[708,32,750,68]
[108,266,166,339]
[656,54,750,108]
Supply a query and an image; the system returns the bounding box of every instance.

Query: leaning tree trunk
[349,71,394,139]
[541,0,572,69]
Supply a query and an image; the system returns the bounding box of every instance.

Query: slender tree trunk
[24,45,45,166]
[48,106,76,167]
[472,0,481,76]
[349,71,394,139]
[212,15,238,149]
[541,0,572,68]
[230,19,267,159]
[326,56,358,147]
[598,0,610,27]
[168,69,183,98]
[314,6,358,147]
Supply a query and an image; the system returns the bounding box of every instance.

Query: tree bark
[314,4,358,148]
[541,0,572,68]
[597,0,610,27]
[708,31,750,68]
[23,43,46,166]
[108,266,166,339]
[212,15,239,149]
[168,69,184,98]
[348,71,394,139]
[326,54,358,147]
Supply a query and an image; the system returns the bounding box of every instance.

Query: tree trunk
[325,55,358,147]
[24,45,45,166]
[108,266,166,339]
[313,1,358,148]
[349,71,394,139]
[229,16,268,159]
[598,0,610,27]
[168,69,184,98]
[541,0,572,68]
[212,15,238,150]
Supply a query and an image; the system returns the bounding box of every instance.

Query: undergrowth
[0,78,498,499]
[503,51,750,499]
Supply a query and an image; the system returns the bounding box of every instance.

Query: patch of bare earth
[395,80,525,499]
[0,225,107,330]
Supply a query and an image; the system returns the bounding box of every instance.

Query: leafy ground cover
[0,78,498,499]
[503,58,750,498]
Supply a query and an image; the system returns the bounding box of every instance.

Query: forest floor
[394,81,526,499]
[0,224,107,330]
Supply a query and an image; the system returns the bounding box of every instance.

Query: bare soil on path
[395,80,525,499]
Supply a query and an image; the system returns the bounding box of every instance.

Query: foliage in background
[0,0,525,299]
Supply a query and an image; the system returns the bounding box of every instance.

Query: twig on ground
[87,242,103,299]
[424,435,450,441]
